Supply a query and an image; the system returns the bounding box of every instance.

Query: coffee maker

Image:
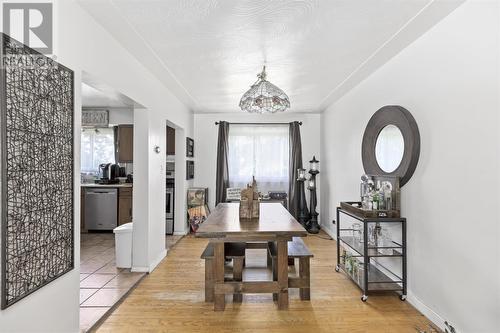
[98,163,120,184]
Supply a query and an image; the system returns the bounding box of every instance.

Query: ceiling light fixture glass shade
[239,66,290,113]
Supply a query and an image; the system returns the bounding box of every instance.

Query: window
[228,124,289,194]
[81,128,115,173]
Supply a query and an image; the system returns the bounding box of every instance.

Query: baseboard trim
[322,224,445,330]
[173,230,188,236]
[131,266,149,273]
[407,290,445,331]
[149,249,167,272]
[131,249,168,273]
[320,223,337,240]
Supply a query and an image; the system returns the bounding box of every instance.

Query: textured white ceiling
[77,0,463,113]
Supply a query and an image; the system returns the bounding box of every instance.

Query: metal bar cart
[336,206,407,302]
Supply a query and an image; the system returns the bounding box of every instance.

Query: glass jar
[357,265,365,288]
[352,222,362,243]
[379,228,393,255]
[378,191,385,210]
[368,224,376,246]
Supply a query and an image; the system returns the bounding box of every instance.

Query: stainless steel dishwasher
[84,188,118,230]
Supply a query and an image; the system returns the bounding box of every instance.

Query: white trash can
[113,222,133,268]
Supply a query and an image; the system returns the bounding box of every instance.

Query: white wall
[55,0,194,274]
[320,1,499,332]
[108,107,133,125]
[194,113,321,219]
[0,0,193,331]
[174,126,194,235]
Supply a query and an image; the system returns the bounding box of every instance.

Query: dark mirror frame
[361,105,420,187]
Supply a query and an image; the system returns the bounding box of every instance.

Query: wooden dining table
[196,202,308,311]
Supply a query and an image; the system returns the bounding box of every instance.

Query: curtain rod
[215,121,302,126]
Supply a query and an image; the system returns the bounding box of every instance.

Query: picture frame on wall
[186,188,208,207]
[226,187,242,201]
[82,109,109,127]
[186,160,194,180]
[186,137,194,157]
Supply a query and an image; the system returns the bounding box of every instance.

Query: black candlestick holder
[306,156,320,234]
[296,170,310,226]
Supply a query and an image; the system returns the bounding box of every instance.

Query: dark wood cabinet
[116,125,133,163]
[167,126,175,155]
[118,187,133,226]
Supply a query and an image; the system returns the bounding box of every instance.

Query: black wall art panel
[0,34,74,309]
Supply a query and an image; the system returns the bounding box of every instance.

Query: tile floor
[80,232,184,332]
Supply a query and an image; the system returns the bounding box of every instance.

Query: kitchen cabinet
[167,126,175,155]
[118,187,133,226]
[81,189,86,232]
[116,125,133,163]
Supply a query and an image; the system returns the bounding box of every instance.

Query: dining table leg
[213,242,225,311]
[276,239,289,310]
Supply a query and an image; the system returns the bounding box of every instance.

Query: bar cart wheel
[335,264,340,272]
[399,294,407,301]
[361,295,368,302]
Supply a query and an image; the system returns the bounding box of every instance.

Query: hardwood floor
[96,233,433,333]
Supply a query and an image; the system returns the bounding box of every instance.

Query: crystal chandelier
[239,66,290,113]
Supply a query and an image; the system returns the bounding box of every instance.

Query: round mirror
[362,105,420,187]
[375,125,404,173]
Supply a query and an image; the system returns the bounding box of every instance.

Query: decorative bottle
[372,192,379,210]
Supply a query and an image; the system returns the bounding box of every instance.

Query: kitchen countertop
[81,183,133,188]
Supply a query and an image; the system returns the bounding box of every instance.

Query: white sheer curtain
[228,124,289,194]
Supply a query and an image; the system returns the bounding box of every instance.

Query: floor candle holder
[296,168,310,226]
[307,156,320,234]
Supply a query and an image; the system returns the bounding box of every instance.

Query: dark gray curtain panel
[215,121,230,205]
[288,121,307,219]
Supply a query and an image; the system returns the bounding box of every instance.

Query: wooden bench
[201,242,246,303]
[268,237,313,300]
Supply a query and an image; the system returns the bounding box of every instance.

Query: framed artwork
[226,188,242,201]
[186,188,208,207]
[186,137,194,157]
[186,160,194,180]
[82,109,109,127]
[0,34,74,309]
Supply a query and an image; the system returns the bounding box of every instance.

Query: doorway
[79,76,145,332]
[165,121,185,250]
